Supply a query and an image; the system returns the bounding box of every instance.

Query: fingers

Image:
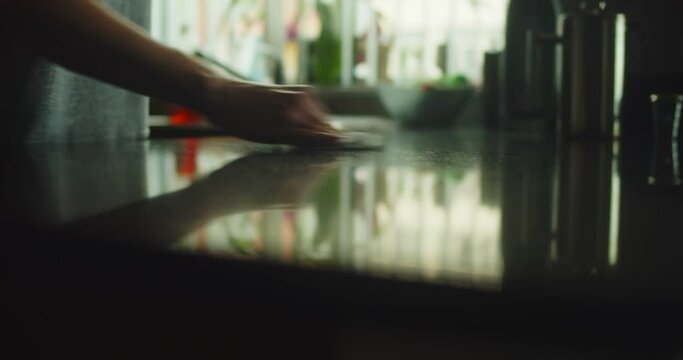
[247,129,341,147]
[286,92,338,134]
[208,81,341,146]
[284,131,342,147]
[268,86,330,125]
[268,84,312,93]
[292,108,336,133]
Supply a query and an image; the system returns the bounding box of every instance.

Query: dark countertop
[2,117,682,359]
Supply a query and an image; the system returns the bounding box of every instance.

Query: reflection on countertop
[4,121,683,299]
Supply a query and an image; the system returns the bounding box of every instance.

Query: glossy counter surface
[3,117,683,358]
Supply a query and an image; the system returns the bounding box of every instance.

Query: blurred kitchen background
[150,0,506,86]
[147,0,510,121]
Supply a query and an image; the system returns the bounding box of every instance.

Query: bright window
[151,0,508,86]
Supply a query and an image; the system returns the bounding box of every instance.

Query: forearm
[4,0,221,112]
[3,0,339,146]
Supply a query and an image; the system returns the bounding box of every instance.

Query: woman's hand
[202,78,341,146]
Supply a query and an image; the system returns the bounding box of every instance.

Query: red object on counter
[170,108,202,125]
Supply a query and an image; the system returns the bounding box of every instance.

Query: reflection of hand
[192,151,343,211]
[202,79,341,146]
[61,151,343,247]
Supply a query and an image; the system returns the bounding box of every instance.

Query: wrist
[195,74,238,116]
[184,71,217,115]
[198,76,267,122]
[171,50,230,114]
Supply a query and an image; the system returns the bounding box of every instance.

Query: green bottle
[313,0,341,85]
